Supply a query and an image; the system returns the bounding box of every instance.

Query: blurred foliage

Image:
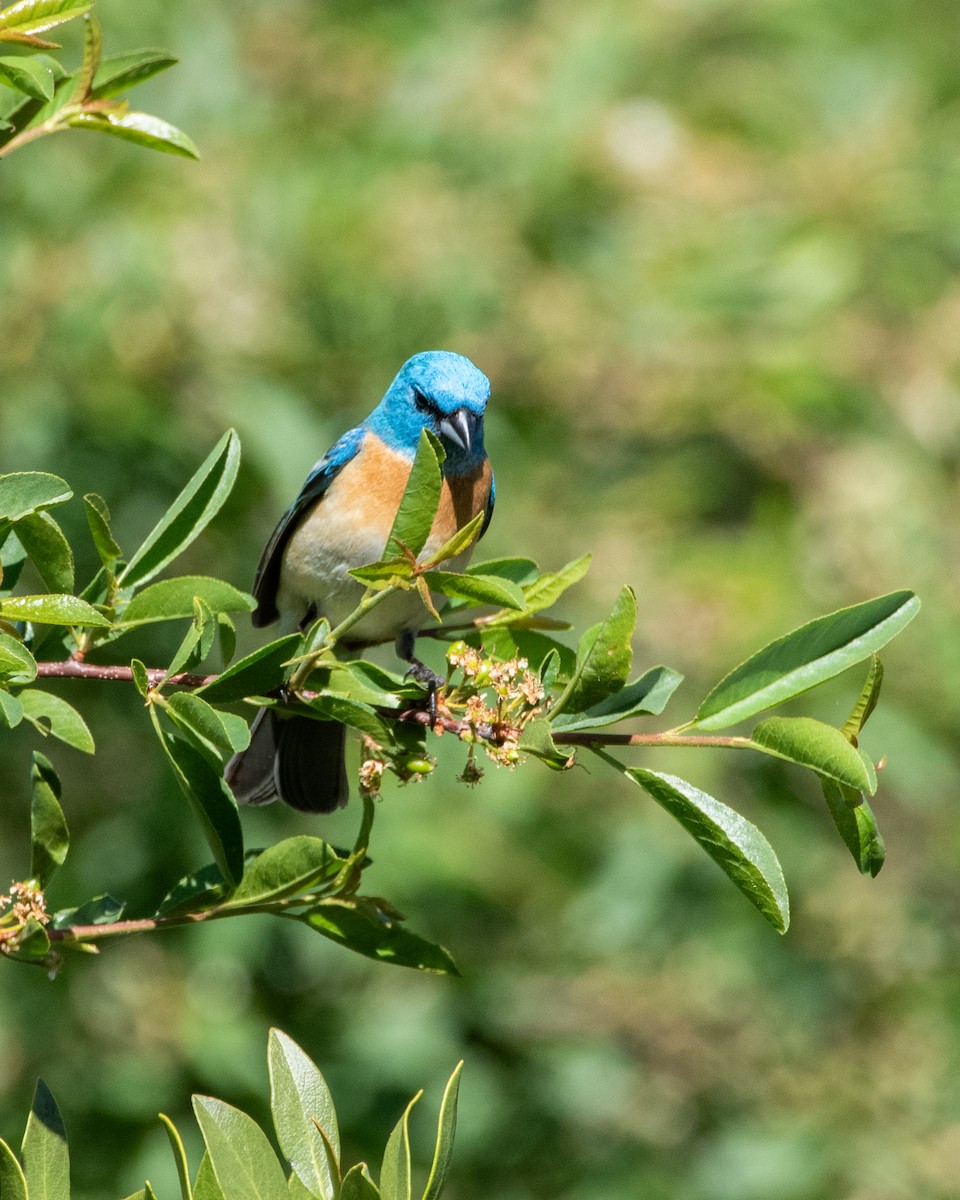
[1,0,959,1198]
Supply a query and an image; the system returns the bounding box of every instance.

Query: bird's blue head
[365,351,490,472]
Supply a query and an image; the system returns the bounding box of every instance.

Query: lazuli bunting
[226,350,494,813]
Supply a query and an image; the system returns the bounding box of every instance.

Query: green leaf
[119,430,240,589]
[131,658,150,697]
[552,666,683,732]
[750,717,877,794]
[15,511,74,592]
[83,493,122,568]
[0,528,28,594]
[0,687,23,727]
[385,429,444,559]
[475,627,576,680]
[159,1113,193,1200]
[20,1079,69,1200]
[821,779,885,877]
[167,692,250,759]
[192,1097,288,1200]
[30,752,68,887]
[14,916,50,960]
[423,571,524,611]
[163,597,216,681]
[422,1062,463,1200]
[153,715,244,886]
[0,1136,28,1200]
[0,630,37,683]
[612,762,790,933]
[268,1029,340,1200]
[466,556,539,585]
[0,593,110,627]
[348,558,414,590]
[19,689,94,753]
[217,612,236,667]
[302,695,394,746]
[194,1153,226,1200]
[552,586,636,716]
[227,838,343,908]
[51,893,124,929]
[303,900,459,975]
[90,48,178,98]
[693,591,921,731]
[517,718,571,770]
[118,576,254,627]
[486,554,590,625]
[0,471,71,520]
[196,634,300,703]
[288,1171,317,1199]
[0,53,53,98]
[70,6,99,100]
[842,655,883,741]
[68,109,200,158]
[0,0,91,36]
[425,510,484,566]
[339,1165,380,1200]
[155,861,230,918]
[380,1092,420,1200]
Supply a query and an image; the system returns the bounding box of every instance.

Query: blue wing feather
[252,425,365,627]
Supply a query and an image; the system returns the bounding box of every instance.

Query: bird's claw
[404,660,444,721]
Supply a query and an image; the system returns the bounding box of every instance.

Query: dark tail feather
[225,709,349,814]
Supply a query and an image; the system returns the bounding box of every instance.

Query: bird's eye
[412,387,438,416]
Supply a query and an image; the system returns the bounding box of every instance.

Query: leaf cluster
[0,1029,461,1200]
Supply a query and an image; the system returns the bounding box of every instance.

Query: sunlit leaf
[0,471,71,521]
[118,576,254,627]
[119,430,240,589]
[693,592,920,730]
[0,593,109,627]
[552,665,683,732]
[423,571,524,611]
[821,779,885,877]
[0,53,53,99]
[339,1164,380,1200]
[842,655,883,741]
[19,688,94,753]
[159,1113,194,1200]
[90,48,178,99]
[83,492,122,568]
[192,1097,288,1200]
[552,586,636,715]
[0,687,23,727]
[750,717,876,794]
[422,1062,463,1200]
[385,429,443,559]
[52,893,124,929]
[13,510,74,593]
[20,1080,68,1200]
[303,900,459,975]
[0,1136,28,1200]
[226,837,343,907]
[268,1029,340,1199]
[380,1091,419,1200]
[167,692,250,760]
[196,634,300,703]
[0,630,36,683]
[68,109,199,158]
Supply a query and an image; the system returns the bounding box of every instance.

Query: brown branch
[35,661,216,689]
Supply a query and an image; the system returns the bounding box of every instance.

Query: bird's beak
[438,407,479,454]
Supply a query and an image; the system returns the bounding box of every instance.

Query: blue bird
[226,350,494,813]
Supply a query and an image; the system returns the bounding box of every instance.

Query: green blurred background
[2,0,960,1195]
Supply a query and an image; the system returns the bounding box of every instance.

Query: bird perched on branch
[226,350,494,813]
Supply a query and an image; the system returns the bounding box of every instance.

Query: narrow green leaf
[339,1164,380,1200]
[842,656,883,741]
[0,471,71,520]
[287,1173,316,1199]
[476,627,576,680]
[131,658,150,697]
[552,666,683,732]
[425,510,484,567]
[486,554,590,625]
[268,1029,340,1200]
[15,511,74,592]
[302,695,394,745]
[192,1096,288,1200]
[167,692,250,759]
[30,752,68,887]
[423,571,524,611]
[162,597,216,682]
[217,612,236,667]
[196,634,300,703]
[118,576,254,627]
[0,630,36,683]
[380,1092,420,1200]
[466,556,539,585]
[0,593,110,627]
[0,528,28,594]
[51,893,124,929]
[68,109,200,158]
[694,592,920,730]
[159,1113,194,1200]
[119,430,240,589]
[552,586,636,716]
[153,713,244,886]
[0,1136,28,1200]
[83,493,122,568]
[0,53,53,98]
[19,689,94,753]
[750,716,876,794]
[385,429,444,559]
[90,48,178,99]
[303,900,459,975]
[0,687,23,727]
[0,0,91,36]
[227,838,343,908]
[349,559,414,589]
[821,779,886,877]
[155,861,230,919]
[610,761,790,932]
[71,7,100,101]
[20,1079,69,1200]
[421,1062,463,1200]
[194,1153,226,1200]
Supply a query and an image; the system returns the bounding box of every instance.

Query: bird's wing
[479,470,495,540]
[252,425,365,627]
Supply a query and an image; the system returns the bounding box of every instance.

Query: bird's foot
[404,658,444,721]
